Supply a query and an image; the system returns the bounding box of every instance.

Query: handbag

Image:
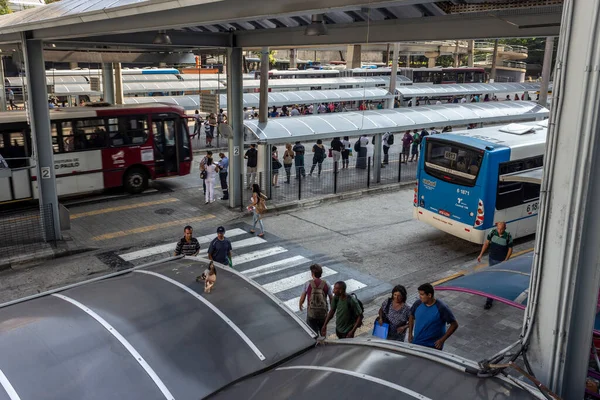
[372,322,389,339]
[328,148,333,158]
[200,170,207,180]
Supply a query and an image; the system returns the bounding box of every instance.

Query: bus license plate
[439,210,451,217]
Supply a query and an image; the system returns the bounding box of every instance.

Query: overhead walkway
[243,101,549,142]
[123,88,393,110]
[396,82,541,98]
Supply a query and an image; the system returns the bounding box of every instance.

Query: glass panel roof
[243,101,549,142]
[396,83,542,97]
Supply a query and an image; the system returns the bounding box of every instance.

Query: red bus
[0,103,192,204]
[412,67,487,84]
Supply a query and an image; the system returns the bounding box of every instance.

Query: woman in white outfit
[204,158,219,204]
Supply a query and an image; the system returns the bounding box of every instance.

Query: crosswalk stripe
[231,237,266,250]
[232,246,288,265]
[119,228,249,261]
[243,255,309,279]
[283,279,367,312]
[263,267,337,294]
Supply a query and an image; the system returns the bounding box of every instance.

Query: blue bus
[413,121,547,244]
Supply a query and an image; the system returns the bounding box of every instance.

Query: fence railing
[0,204,57,263]
[239,153,418,206]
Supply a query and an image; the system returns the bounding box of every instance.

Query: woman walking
[283,143,294,184]
[271,146,282,187]
[204,157,219,204]
[206,113,217,147]
[248,183,266,237]
[341,136,351,169]
[309,139,326,176]
[377,285,411,341]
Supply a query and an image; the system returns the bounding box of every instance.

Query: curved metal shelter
[122,88,392,110]
[396,83,542,98]
[6,76,90,87]
[51,83,101,96]
[211,340,541,399]
[241,77,411,90]
[0,257,316,400]
[243,101,549,142]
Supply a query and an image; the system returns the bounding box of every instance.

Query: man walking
[244,144,258,189]
[321,281,363,339]
[218,152,229,200]
[408,283,458,349]
[299,264,333,335]
[208,226,233,267]
[174,225,201,257]
[477,221,514,309]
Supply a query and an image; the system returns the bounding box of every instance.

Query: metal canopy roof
[241,77,410,89]
[500,167,543,184]
[0,257,316,400]
[123,88,392,110]
[396,83,543,97]
[211,340,540,399]
[243,101,549,142]
[228,88,393,107]
[6,76,90,86]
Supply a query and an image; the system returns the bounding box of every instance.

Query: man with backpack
[321,281,363,339]
[299,264,333,335]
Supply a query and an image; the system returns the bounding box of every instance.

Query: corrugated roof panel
[396,82,542,97]
[243,101,549,142]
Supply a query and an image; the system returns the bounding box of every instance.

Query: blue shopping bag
[372,322,389,339]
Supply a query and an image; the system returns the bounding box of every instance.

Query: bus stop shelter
[395,82,542,103]
[122,88,393,110]
[242,101,549,198]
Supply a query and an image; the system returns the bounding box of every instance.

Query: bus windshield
[424,139,484,187]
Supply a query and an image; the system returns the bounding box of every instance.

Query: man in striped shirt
[174,225,201,257]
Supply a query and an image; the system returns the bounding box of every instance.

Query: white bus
[413,120,547,244]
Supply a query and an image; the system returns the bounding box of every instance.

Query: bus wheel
[124,168,148,194]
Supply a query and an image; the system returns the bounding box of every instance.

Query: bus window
[106,116,149,146]
[496,156,544,209]
[180,120,191,160]
[0,129,30,168]
[74,119,108,149]
[424,139,483,187]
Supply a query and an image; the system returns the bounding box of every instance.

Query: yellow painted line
[432,271,466,286]
[92,214,215,241]
[71,198,179,219]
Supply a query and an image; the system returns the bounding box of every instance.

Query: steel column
[387,43,399,109]
[114,62,123,105]
[526,0,600,396]
[259,47,269,123]
[539,37,554,108]
[21,35,61,241]
[373,133,382,183]
[101,63,115,104]
[490,39,499,82]
[0,56,6,111]
[227,47,244,208]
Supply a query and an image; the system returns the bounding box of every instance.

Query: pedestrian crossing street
[116,224,390,314]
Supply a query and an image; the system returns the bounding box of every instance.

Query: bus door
[152,115,179,176]
[0,125,33,203]
[152,114,190,176]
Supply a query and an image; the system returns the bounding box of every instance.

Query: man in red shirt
[299,264,333,335]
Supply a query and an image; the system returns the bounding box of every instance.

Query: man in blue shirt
[218,153,229,200]
[408,283,458,349]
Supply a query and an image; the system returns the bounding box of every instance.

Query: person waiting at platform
[309,140,326,176]
[355,135,369,169]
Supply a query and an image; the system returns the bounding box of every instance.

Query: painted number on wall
[234,146,240,156]
[41,167,51,179]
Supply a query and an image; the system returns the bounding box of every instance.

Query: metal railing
[240,153,418,206]
[0,204,57,263]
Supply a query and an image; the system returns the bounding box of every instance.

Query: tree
[0,0,11,15]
